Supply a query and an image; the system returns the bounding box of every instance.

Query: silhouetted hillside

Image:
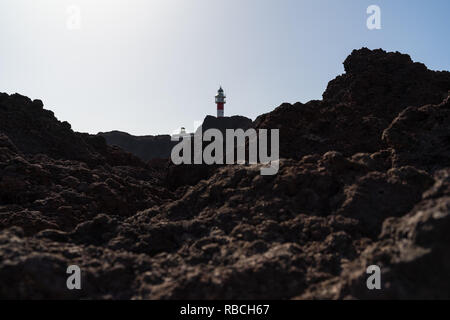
[99,115,253,161]
[98,131,176,161]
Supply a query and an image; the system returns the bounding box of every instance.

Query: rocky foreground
[1,48,450,299]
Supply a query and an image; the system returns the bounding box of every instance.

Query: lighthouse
[215,86,226,118]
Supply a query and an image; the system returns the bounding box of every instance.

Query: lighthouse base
[217,110,224,118]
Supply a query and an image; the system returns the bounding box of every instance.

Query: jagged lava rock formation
[1,48,450,299]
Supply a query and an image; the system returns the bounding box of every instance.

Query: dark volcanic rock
[0,93,97,162]
[1,48,450,299]
[0,93,172,235]
[199,115,253,134]
[254,48,450,159]
[383,94,450,170]
[164,115,254,189]
[299,169,450,300]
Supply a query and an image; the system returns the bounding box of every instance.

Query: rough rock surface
[1,48,450,299]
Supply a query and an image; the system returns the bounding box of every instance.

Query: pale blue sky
[0,0,449,135]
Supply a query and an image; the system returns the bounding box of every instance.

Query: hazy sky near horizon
[0,0,449,135]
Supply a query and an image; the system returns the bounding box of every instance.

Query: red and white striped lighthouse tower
[215,86,226,118]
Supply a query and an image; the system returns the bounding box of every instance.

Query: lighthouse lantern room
[215,86,226,118]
